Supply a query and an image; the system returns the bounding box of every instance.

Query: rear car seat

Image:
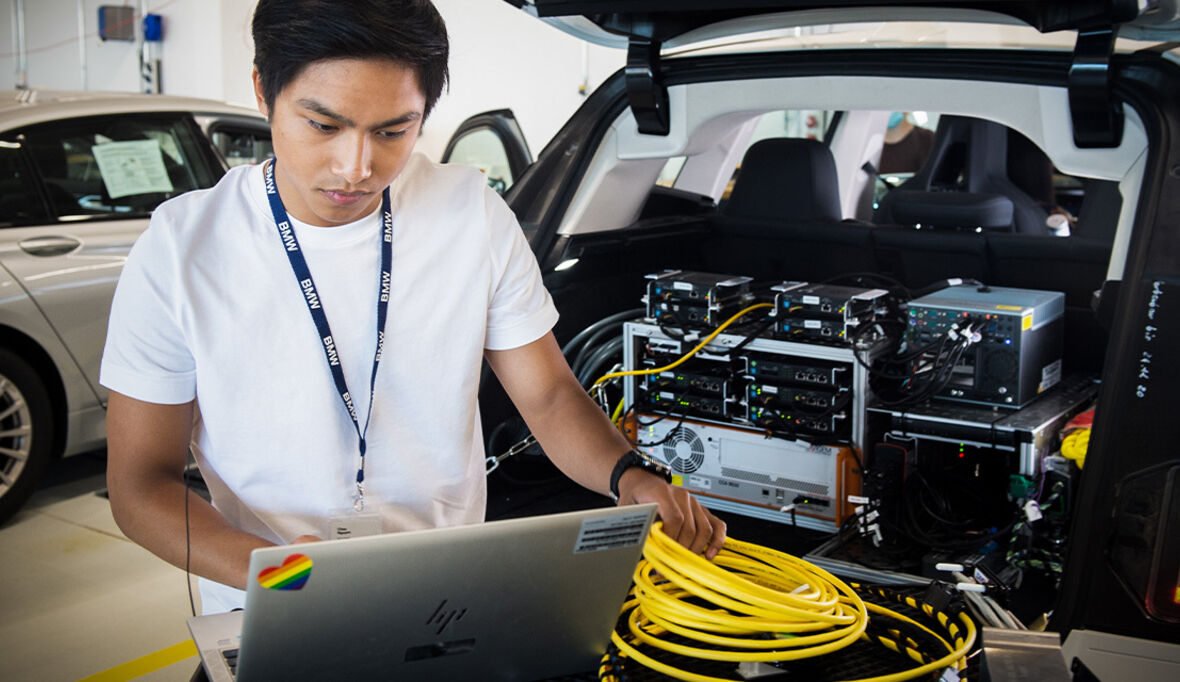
[874,115,1050,234]
[705,137,876,283]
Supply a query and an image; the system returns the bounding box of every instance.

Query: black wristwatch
[609,449,673,502]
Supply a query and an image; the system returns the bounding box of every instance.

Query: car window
[0,140,49,227]
[657,109,837,195]
[871,112,1097,237]
[209,126,274,167]
[875,111,939,194]
[446,127,516,194]
[16,113,220,221]
[749,109,835,145]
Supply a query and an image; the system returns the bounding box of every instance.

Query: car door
[0,112,223,400]
[441,109,532,195]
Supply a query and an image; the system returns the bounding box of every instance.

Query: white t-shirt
[100,153,558,613]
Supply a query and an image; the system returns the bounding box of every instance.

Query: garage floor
[0,452,200,681]
[0,452,824,681]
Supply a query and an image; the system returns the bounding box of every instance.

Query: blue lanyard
[263,160,393,510]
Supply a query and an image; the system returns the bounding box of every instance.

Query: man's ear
[252,67,270,120]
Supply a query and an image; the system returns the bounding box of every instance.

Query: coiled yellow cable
[1061,428,1090,469]
[605,523,977,682]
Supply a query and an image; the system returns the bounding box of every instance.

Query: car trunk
[490,1,1180,649]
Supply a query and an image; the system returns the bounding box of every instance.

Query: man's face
[254,58,427,227]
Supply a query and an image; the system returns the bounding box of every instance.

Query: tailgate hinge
[1069,25,1125,149]
[625,36,669,136]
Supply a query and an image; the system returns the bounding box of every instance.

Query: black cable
[485,420,510,460]
[808,387,854,419]
[184,452,196,618]
[622,396,692,448]
[577,336,625,387]
[913,471,973,528]
[869,321,980,408]
[900,484,1018,552]
[628,415,690,448]
[571,325,625,378]
[921,337,973,399]
[561,307,644,359]
[848,446,867,476]
[635,408,674,428]
[484,419,566,487]
[727,313,777,357]
[838,285,990,410]
[849,320,918,380]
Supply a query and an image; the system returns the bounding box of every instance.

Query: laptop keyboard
[222,648,239,678]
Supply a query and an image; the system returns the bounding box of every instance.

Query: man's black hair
[252,0,449,119]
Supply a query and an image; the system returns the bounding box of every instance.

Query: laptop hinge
[625,35,669,136]
[1068,25,1125,149]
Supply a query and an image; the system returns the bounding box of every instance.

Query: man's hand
[617,468,727,560]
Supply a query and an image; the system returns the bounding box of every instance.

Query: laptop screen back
[233,504,655,681]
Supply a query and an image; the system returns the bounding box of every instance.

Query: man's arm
[485,332,726,559]
[106,392,282,590]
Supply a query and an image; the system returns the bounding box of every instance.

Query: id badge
[327,510,382,539]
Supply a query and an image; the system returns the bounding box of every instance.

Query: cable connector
[922,581,961,615]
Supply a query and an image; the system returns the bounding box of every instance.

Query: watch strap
[609,449,672,501]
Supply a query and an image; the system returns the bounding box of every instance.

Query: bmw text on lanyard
[263,159,392,512]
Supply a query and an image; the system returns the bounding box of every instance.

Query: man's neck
[885,120,915,145]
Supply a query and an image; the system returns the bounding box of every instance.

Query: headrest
[723,137,842,223]
[876,115,1049,234]
[887,190,1014,231]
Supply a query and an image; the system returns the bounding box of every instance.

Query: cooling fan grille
[661,426,705,474]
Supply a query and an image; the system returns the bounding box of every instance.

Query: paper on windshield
[92,139,175,199]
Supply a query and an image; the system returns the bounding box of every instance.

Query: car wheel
[0,348,55,525]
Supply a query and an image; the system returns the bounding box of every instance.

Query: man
[879,111,934,174]
[102,0,724,615]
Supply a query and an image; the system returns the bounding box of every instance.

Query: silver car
[0,90,270,523]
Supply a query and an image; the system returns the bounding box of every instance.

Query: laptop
[187,504,656,681]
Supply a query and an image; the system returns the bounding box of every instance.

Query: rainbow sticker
[258,553,313,591]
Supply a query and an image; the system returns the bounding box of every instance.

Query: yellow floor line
[77,639,198,682]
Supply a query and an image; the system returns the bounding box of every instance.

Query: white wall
[426,0,622,159]
[0,1,213,95]
[0,0,624,160]
[220,0,255,108]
